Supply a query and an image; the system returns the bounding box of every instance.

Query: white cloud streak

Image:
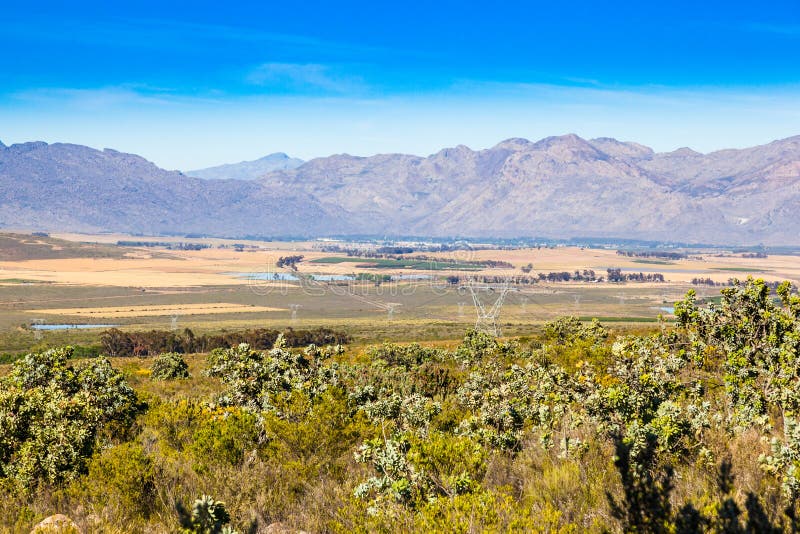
[2,80,799,170]
[246,63,368,94]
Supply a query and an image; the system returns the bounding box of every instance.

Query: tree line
[616,250,687,260]
[100,327,350,357]
[117,241,211,251]
[606,268,665,282]
[443,268,665,285]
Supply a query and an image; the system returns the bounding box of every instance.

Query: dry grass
[1,232,797,352]
[3,232,797,288]
[31,303,283,318]
[426,247,800,284]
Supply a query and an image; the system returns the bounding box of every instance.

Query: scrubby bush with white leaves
[0,346,139,490]
[150,352,190,381]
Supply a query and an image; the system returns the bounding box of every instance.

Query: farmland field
[0,231,795,355]
[31,302,282,318]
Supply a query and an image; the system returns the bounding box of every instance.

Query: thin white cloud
[8,85,222,110]
[246,63,368,94]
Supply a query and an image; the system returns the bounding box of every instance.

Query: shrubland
[2,278,800,532]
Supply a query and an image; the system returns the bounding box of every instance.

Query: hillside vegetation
[3,278,800,532]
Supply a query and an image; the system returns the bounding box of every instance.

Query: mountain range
[1,134,799,244]
[187,153,304,180]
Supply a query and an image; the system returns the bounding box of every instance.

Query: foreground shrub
[7,278,800,532]
[543,316,607,346]
[82,441,156,521]
[366,342,446,368]
[142,399,263,470]
[205,339,341,417]
[178,494,237,534]
[415,491,576,533]
[150,352,190,381]
[0,347,140,490]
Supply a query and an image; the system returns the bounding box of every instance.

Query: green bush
[205,340,341,417]
[82,441,156,521]
[150,352,190,381]
[0,346,139,490]
[178,495,237,534]
[189,407,261,468]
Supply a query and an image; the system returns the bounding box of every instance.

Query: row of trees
[606,268,665,282]
[99,327,350,357]
[616,250,687,260]
[116,241,211,251]
[443,269,664,285]
[691,277,730,286]
[539,269,601,282]
[734,250,768,258]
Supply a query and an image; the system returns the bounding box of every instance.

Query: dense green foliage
[150,352,190,381]
[0,347,139,490]
[5,278,800,531]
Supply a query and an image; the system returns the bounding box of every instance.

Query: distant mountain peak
[533,133,593,149]
[493,137,532,150]
[259,152,289,160]
[669,147,702,157]
[530,134,608,160]
[433,144,474,159]
[589,137,655,160]
[187,152,304,180]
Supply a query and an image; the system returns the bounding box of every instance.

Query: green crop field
[714,266,770,272]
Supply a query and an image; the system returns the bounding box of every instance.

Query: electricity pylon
[463,279,511,336]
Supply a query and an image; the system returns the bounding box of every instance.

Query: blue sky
[2,0,800,169]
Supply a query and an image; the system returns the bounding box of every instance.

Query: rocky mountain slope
[1,135,799,244]
[187,152,304,180]
[0,142,338,236]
